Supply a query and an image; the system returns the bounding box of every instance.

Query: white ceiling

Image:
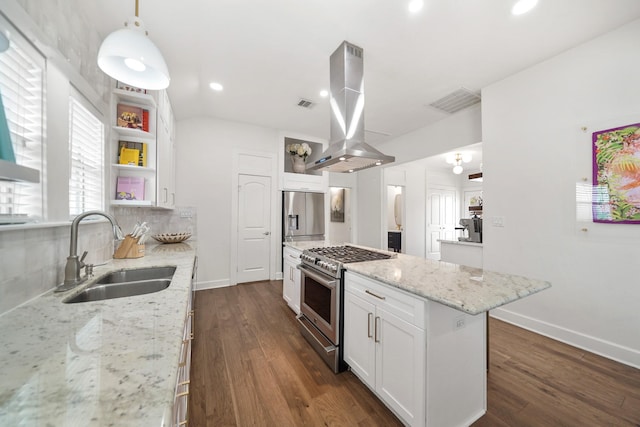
[79,0,640,146]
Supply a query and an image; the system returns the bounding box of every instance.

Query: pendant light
[97,0,170,90]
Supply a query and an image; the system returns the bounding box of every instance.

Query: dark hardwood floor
[189,280,640,427]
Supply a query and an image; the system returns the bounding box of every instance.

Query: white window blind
[0,19,45,223]
[69,94,104,216]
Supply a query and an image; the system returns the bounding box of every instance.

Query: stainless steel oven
[296,245,394,373]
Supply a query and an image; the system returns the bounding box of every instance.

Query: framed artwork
[330,188,345,222]
[592,123,640,223]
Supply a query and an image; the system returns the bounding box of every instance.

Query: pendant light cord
[135,0,139,17]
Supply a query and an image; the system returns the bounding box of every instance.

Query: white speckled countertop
[286,241,550,315]
[0,242,196,426]
[438,239,483,247]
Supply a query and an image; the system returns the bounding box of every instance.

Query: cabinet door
[283,258,295,309]
[376,308,425,427]
[343,290,376,388]
[291,263,301,313]
[156,90,175,208]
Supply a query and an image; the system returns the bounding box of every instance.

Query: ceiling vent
[297,98,315,109]
[428,88,481,114]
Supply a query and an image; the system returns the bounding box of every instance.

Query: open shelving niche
[109,89,157,207]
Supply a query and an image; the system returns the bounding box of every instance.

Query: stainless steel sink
[63,266,176,304]
[95,266,176,285]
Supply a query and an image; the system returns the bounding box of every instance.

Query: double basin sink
[64,266,176,304]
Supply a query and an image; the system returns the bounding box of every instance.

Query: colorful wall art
[592,123,640,223]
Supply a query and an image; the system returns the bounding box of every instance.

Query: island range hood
[306,41,394,173]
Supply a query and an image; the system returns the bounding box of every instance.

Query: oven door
[298,264,338,344]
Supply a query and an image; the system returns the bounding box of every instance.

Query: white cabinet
[156,89,176,209]
[282,246,302,313]
[344,271,426,427]
[173,258,196,426]
[345,270,488,427]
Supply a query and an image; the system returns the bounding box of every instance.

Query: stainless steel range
[297,245,394,373]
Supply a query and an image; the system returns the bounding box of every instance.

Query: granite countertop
[345,253,550,315]
[438,239,483,247]
[0,242,197,426]
[283,240,332,251]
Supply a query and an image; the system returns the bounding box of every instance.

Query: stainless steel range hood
[307,41,394,173]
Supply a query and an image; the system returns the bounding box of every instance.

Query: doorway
[425,187,456,260]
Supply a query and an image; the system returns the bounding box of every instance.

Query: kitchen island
[0,243,196,426]
[286,241,551,426]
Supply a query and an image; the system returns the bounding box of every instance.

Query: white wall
[482,19,640,367]
[175,116,279,288]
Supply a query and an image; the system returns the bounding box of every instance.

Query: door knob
[263,231,271,235]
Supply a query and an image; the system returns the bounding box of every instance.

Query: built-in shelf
[112,126,156,141]
[112,164,156,173]
[110,199,154,207]
[113,88,157,108]
[0,159,40,183]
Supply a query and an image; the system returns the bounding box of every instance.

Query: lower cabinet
[344,270,487,427]
[344,271,425,427]
[173,258,196,426]
[282,246,302,314]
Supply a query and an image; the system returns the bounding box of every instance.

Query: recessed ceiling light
[209,82,224,91]
[511,0,538,15]
[408,0,424,14]
[320,89,329,98]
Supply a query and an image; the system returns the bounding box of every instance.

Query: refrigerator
[283,191,325,241]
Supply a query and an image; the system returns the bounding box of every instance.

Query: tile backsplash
[0,206,197,316]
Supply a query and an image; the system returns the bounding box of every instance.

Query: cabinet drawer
[283,246,302,264]
[345,271,426,328]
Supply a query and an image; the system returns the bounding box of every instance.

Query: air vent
[428,88,481,114]
[297,98,315,109]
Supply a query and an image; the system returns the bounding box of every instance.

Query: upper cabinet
[156,89,176,209]
[279,133,328,192]
[109,87,175,209]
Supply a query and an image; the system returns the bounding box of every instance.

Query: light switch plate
[492,216,505,227]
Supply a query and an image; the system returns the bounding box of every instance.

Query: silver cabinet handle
[374,316,381,343]
[365,289,386,300]
[367,313,373,338]
[263,231,270,235]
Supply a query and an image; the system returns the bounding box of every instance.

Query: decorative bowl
[152,232,192,244]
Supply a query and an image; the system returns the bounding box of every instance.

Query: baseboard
[491,308,640,369]
[275,272,283,280]
[195,279,231,291]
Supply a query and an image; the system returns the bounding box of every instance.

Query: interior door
[426,188,456,260]
[237,174,271,283]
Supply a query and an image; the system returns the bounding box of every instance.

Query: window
[68,93,104,216]
[0,18,45,223]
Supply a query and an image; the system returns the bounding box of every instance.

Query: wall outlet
[454,316,466,330]
[180,210,193,218]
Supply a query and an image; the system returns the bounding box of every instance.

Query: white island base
[344,271,486,427]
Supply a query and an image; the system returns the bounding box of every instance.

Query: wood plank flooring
[189,280,640,426]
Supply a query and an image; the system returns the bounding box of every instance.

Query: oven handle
[297,264,338,289]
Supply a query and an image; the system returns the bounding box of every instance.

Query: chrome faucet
[56,210,124,292]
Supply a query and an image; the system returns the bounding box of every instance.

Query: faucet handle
[79,251,88,267]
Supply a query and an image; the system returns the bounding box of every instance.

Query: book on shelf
[117,104,149,132]
[116,81,147,94]
[118,141,147,167]
[116,176,145,201]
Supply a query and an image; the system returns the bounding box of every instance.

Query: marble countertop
[438,239,483,247]
[285,241,549,315]
[346,253,550,315]
[0,242,197,426]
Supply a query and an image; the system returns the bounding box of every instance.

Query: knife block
[114,235,145,259]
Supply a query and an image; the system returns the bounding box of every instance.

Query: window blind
[69,95,104,216]
[0,20,45,223]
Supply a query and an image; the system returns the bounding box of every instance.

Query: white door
[426,188,456,260]
[237,174,271,283]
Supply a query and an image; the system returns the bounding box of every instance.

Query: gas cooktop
[306,245,393,263]
[300,245,395,277]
